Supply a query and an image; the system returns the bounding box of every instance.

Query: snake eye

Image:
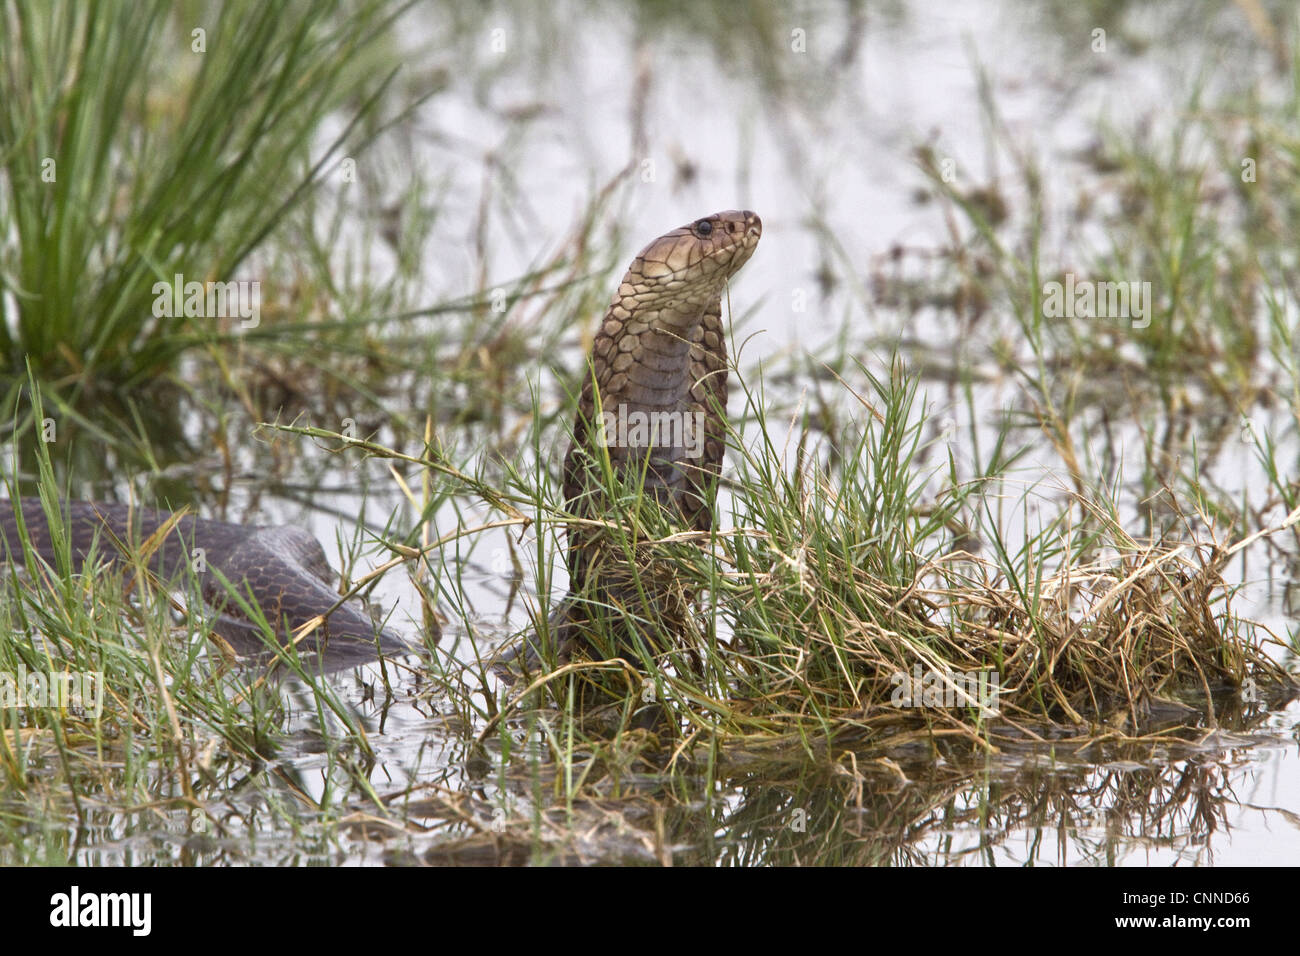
[693,219,714,238]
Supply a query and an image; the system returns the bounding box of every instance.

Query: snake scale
[512,208,762,670]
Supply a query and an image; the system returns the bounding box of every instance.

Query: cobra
[507,209,762,672]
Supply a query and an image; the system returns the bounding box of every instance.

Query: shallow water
[7,0,1298,865]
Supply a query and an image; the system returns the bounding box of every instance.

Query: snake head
[621,209,762,328]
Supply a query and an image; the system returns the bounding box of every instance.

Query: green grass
[0,0,408,390]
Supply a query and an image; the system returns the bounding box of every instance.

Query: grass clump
[485,356,1294,753]
[717,363,1291,742]
[0,0,405,391]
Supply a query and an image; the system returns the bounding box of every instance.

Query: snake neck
[597,321,697,414]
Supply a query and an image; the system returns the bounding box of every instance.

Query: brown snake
[506,209,762,672]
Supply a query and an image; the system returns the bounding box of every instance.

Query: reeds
[0,0,404,390]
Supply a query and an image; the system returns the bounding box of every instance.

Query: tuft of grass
[0,0,407,391]
[475,352,1294,753]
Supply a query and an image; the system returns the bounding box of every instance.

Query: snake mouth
[683,211,760,279]
[710,208,761,242]
[711,211,762,259]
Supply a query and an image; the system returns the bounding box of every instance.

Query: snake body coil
[0,498,405,668]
